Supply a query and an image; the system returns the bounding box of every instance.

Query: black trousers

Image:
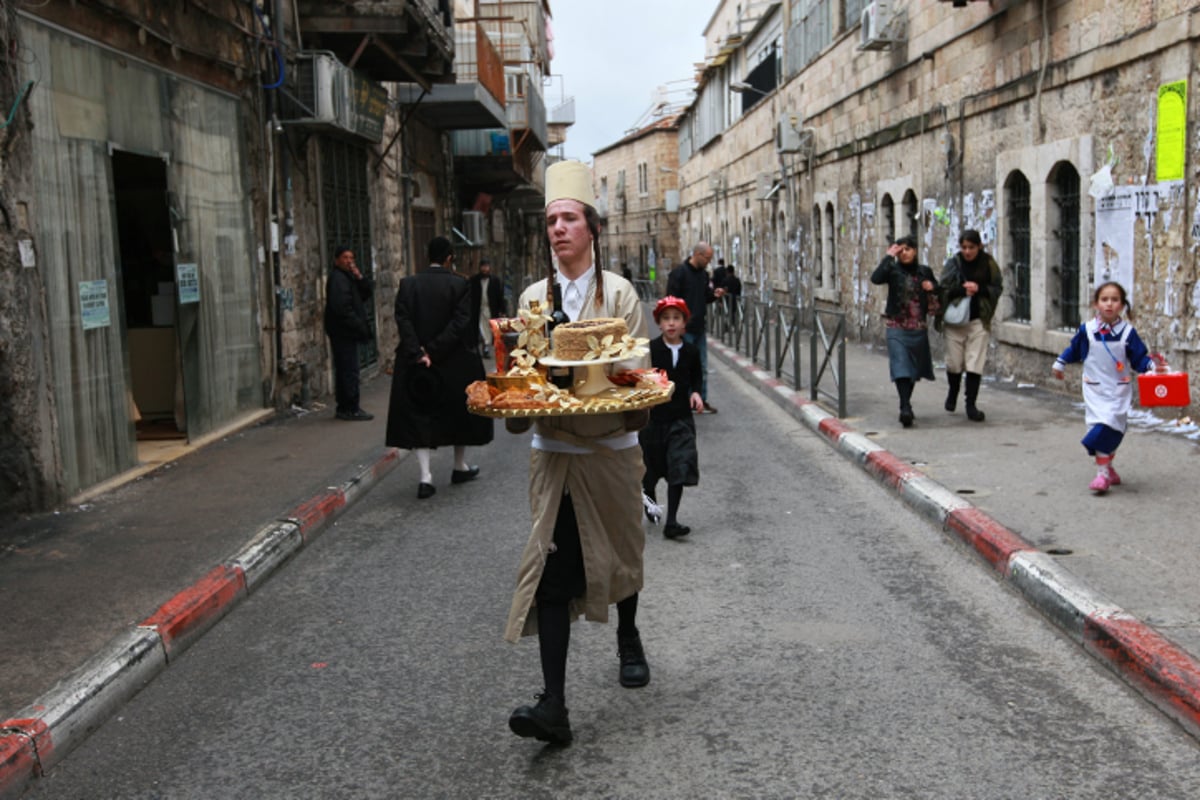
[536,492,586,605]
[329,335,361,413]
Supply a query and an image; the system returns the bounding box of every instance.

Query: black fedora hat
[406,366,444,411]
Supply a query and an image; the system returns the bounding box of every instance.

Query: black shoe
[965,404,986,422]
[451,466,480,484]
[417,482,436,500]
[509,693,572,744]
[663,522,690,539]
[617,629,651,688]
[899,408,914,428]
[337,409,374,421]
[944,396,957,413]
[703,402,718,414]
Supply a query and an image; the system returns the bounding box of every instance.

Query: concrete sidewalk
[706,333,1200,740]
[0,375,406,798]
[4,332,1200,797]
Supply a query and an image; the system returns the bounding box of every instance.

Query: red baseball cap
[653,295,691,322]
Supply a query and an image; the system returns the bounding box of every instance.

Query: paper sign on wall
[1156,80,1187,182]
[79,280,111,330]
[177,262,200,304]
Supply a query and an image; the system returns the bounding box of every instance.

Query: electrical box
[776,114,809,153]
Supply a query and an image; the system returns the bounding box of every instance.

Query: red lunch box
[1137,371,1191,407]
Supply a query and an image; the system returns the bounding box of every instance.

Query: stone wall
[594,126,682,292]
[680,0,1200,391]
[0,8,60,511]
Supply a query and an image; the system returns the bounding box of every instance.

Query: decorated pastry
[551,318,628,360]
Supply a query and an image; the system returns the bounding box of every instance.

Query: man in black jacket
[666,242,724,412]
[468,258,507,357]
[324,246,374,421]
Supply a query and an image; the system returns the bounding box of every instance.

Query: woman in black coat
[869,234,939,428]
[386,237,493,499]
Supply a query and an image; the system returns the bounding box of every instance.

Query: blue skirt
[886,327,936,382]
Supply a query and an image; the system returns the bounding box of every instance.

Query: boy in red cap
[640,296,705,538]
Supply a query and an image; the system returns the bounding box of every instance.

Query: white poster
[1094,190,1136,295]
[79,279,111,330]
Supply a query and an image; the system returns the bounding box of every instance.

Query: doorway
[111,150,187,444]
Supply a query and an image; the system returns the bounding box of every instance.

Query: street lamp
[730,81,770,97]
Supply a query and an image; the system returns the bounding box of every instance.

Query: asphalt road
[27,363,1200,799]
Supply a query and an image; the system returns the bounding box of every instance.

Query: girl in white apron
[1052,282,1160,493]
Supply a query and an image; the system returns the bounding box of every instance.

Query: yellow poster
[1156,80,1187,182]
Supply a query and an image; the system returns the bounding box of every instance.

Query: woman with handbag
[871,235,939,428]
[935,230,1003,422]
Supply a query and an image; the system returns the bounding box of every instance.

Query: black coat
[324,268,373,341]
[385,265,493,449]
[666,259,716,335]
[870,256,938,320]
[468,272,507,327]
[648,337,701,422]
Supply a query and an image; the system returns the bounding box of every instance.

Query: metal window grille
[321,138,378,367]
[880,194,895,245]
[1007,172,1031,322]
[1055,167,1081,329]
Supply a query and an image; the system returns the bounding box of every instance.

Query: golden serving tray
[468,384,674,418]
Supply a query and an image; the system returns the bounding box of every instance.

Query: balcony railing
[478,0,549,70]
[456,22,505,106]
[297,0,454,84]
[507,80,547,151]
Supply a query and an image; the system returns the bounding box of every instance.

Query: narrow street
[27,362,1200,799]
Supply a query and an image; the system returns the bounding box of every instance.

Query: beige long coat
[504,272,650,642]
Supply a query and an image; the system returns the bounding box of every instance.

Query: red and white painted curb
[0,449,401,799]
[711,341,1200,741]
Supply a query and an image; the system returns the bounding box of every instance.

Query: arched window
[880,193,895,246]
[901,190,918,241]
[1049,162,1081,329]
[1005,170,1031,322]
[812,205,823,288]
[823,202,836,291]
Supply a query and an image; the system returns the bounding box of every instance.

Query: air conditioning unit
[462,211,487,246]
[280,52,387,142]
[858,0,897,51]
[776,114,813,154]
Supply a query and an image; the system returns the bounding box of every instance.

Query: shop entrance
[111,150,187,444]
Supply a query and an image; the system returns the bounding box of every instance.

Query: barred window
[1005,171,1031,322]
[1050,163,1081,329]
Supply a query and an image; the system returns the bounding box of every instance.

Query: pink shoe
[1089,472,1111,493]
[1106,465,1121,485]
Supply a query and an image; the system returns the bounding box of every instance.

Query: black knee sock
[896,378,914,409]
[537,602,570,701]
[616,592,638,637]
[666,484,683,525]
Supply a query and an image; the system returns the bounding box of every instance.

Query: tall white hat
[545,160,595,208]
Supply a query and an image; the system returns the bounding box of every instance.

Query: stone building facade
[678,0,1200,395]
[593,116,682,292]
[0,0,557,512]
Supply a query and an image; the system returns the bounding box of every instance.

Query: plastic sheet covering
[24,20,261,495]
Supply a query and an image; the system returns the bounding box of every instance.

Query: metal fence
[709,297,847,417]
